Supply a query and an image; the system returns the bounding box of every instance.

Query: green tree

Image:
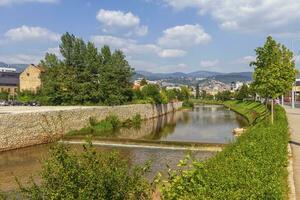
[99,49,134,105]
[216,91,232,101]
[251,36,298,123]
[195,84,200,99]
[179,86,190,101]
[140,78,147,86]
[235,84,249,100]
[0,91,9,100]
[141,84,162,104]
[39,33,134,106]
[40,53,60,68]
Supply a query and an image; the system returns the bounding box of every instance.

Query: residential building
[0,71,19,96]
[230,81,244,92]
[19,64,46,93]
[0,67,17,73]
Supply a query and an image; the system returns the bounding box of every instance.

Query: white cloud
[200,59,219,68]
[235,56,256,64]
[158,49,186,58]
[164,0,300,33]
[96,9,148,36]
[91,35,186,58]
[0,53,41,64]
[158,24,211,48]
[129,59,189,72]
[0,0,58,6]
[5,25,60,42]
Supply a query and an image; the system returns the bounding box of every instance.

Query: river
[0,104,247,192]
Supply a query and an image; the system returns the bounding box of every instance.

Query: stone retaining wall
[0,102,182,151]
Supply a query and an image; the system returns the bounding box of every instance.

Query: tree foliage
[39,32,133,105]
[19,143,152,200]
[235,84,249,100]
[251,36,298,99]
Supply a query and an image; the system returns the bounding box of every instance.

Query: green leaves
[39,33,134,106]
[162,101,289,199]
[19,143,152,200]
[251,36,298,99]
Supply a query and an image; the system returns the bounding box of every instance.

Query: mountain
[135,71,187,80]
[135,70,252,83]
[187,70,224,78]
[211,72,253,83]
[135,70,225,80]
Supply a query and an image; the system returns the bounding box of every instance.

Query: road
[285,106,300,199]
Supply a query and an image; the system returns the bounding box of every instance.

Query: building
[230,81,244,92]
[19,64,46,93]
[0,67,17,73]
[0,71,19,96]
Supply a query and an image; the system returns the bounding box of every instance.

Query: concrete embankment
[0,102,182,152]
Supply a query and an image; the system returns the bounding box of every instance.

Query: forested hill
[135,70,253,83]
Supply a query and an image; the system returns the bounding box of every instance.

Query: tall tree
[40,53,59,68]
[251,36,298,123]
[236,84,249,101]
[195,84,200,99]
[99,48,134,105]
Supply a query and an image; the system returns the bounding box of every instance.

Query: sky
[1,0,300,73]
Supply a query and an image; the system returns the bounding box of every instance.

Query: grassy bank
[67,114,142,137]
[163,101,289,199]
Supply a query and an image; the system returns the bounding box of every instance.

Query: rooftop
[0,72,19,86]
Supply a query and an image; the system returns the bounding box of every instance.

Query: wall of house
[0,102,182,151]
[0,86,18,95]
[19,65,42,93]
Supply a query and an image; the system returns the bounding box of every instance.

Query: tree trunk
[271,99,274,124]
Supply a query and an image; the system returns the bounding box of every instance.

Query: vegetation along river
[0,104,247,192]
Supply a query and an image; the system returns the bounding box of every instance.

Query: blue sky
[0,0,300,73]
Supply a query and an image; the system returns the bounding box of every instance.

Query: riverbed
[0,104,246,192]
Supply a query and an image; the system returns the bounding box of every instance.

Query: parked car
[0,100,9,106]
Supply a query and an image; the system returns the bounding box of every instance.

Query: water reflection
[119,105,247,143]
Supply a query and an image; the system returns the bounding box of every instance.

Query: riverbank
[0,102,182,152]
[163,101,290,199]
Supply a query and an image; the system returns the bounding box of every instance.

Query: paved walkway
[285,106,300,199]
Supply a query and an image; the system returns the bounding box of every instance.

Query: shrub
[131,114,142,128]
[141,84,162,104]
[0,91,9,100]
[105,115,121,131]
[182,101,194,109]
[162,101,289,199]
[18,143,152,200]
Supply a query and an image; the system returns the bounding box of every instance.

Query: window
[27,73,30,76]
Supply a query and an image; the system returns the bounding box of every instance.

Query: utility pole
[292,84,295,109]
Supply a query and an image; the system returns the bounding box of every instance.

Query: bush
[105,115,121,131]
[0,91,9,100]
[141,84,162,104]
[18,143,152,200]
[182,101,194,109]
[162,101,289,199]
[131,114,142,128]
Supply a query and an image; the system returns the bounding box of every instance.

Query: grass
[67,114,142,137]
[162,101,289,199]
[224,100,269,125]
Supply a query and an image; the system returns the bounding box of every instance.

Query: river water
[0,104,246,192]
